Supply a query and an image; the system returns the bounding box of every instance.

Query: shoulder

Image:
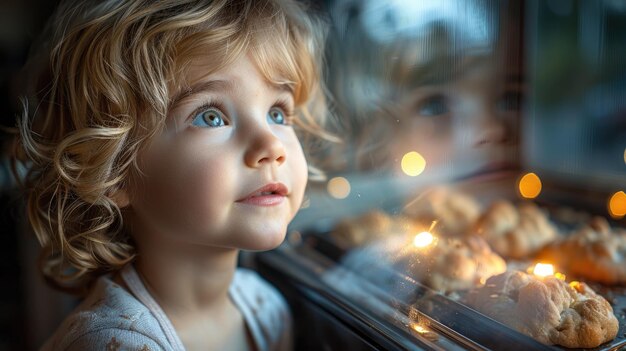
[232,268,290,316]
[41,275,170,351]
[232,268,293,350]
[48,328,167,351]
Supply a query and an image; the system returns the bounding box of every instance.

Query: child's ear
[110,189,130,208]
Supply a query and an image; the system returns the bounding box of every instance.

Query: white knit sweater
[40,265,292,351]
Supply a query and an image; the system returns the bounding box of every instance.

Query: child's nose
[468,103,513,147]
[244,128,286,168]
[474,118,509,146]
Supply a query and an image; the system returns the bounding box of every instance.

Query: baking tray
[303,231,626,351]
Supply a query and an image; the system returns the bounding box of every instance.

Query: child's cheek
[287,136,309,214]
[135,136,237,237]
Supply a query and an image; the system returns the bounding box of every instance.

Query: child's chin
[241,232,286,251]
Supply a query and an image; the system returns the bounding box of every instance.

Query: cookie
[470,200,558,258]
[467,270,619,348]
[535,217,626,285]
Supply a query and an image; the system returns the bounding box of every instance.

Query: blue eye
[192,108,226,128]
[417,95,449,116]
[267,107,286,125]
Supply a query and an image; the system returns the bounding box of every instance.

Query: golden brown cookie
[470,200,558,259]
[403,187,481,236]
[396,235,506,293]
[466,270,619,348]
[535,217,626,285]
[330,210,418,248]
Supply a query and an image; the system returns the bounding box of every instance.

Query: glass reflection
[286,1,626,349]
[316,1,526,299]
[325,0,522,188]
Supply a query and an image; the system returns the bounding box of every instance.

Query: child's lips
[457,162,520,182]
[236,183,288,206]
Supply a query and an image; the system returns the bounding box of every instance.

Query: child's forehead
[170,55,294,104]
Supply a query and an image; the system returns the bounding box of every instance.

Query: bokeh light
[401,151,426,177]
[532,263,554,277]
[413,231,434,248]
[608,191,626,219]
[518,172,542,199]
[327,177,351,199]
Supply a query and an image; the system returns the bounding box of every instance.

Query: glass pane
[278,0,626,350]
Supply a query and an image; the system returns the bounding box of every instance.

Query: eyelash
[273,98,296,125]
[188,100,227,125]
[187,99,296,125]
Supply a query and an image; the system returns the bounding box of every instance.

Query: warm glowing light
[554,272,566,281]
[569,281,582,290]
[532,263,554,277]
[608,191,626,219]
[411,323,439,341]
[413,324,428,334]
[327,177,351,199]
[413,231,434,248]
[401,152,426,177]
[518,172,542,199]
[623,148,626,164]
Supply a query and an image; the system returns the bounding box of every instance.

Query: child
[14,0,331,350]
[324,0,522,184]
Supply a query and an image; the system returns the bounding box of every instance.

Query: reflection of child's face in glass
[388,62,521,183]
[128,55,308,251]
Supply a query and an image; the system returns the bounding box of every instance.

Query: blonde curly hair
[14,0,331,295]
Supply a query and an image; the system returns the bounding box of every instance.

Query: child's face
[129,55,308,251]
[387,62,520,183]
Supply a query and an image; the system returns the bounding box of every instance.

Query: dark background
[1,1,62,350]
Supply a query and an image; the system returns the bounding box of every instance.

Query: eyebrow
[170,79,294,108]
[170,79,234,107]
